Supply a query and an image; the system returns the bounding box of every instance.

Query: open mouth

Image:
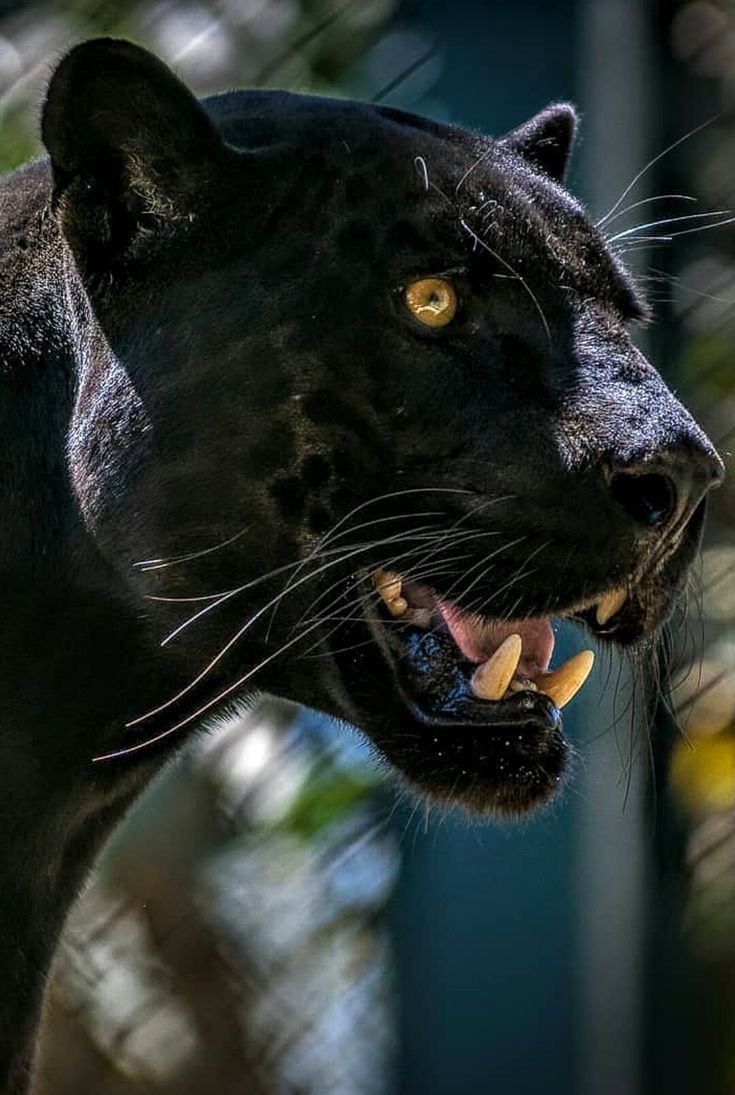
[372,567,629,708]
[355,568,632,816]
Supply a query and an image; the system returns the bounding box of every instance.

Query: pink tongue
[436,599,555,677]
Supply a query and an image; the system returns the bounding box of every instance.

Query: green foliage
[277,755,379,841]
[0,117,37,173]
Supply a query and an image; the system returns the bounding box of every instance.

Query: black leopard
[0,37,722,1093]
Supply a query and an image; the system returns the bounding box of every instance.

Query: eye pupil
[404,277,458,328]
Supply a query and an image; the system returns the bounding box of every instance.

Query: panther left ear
[500,103,578,184]
[42,38,226,271]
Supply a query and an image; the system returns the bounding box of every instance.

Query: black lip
[391,623,561,733]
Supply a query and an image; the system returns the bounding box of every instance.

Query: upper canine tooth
[374,569,407,615]
[374,569,402,602]
[541,650,595,709]
[471,634,522,702]
[595,587,627,626]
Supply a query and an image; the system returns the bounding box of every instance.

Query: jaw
[355,614,570,817]
[326,562,681,819]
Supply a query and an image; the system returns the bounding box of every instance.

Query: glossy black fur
[0,39,722,1091]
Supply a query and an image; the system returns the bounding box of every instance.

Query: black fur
[0,38,722,1091]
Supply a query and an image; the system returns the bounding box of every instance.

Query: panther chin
[348,570,640,819]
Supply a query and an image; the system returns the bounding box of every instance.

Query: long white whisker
[262,509,444,640]
[295,562,466,658]
[596,116,718,227]
[292,494,513,628]
[306,487,471,558]
[460,540,550,616]
[297,543,482,635]
[608,209,731,244]
[158,526,441,649]
[96,616,331,761]
[128,524,446,726]
[616,213,735,259]
[134,525,250,571]
[440,536,526,604]
[602,193,696,229]
[268,487,472,632]
[661,213,735,239]
[145,555,316,604]
[295,530,490,631]
[271,523,453,635]
[455,144,493,196]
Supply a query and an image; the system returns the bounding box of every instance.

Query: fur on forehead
[207,89,646,321]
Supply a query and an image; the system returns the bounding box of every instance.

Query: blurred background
[2,0,735,1092]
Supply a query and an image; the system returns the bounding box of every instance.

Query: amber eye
[404,277,458,328]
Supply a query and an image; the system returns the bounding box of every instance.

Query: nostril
[609,470,677,529]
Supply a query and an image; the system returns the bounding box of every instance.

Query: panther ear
[500,103,578,184]
[42,38,224,269]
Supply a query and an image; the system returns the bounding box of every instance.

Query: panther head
[37,39,722,818]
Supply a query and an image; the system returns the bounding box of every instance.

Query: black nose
[607,446,724,534]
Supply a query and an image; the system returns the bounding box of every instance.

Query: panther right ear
[500,103,578,184]
[42,38,225,271]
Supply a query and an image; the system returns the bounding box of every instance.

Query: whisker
[296,556,471,645]
[596,115,718,227]
[293,493,512,628]
[295,531,489,632]
[273,487,473,620]
[450,539,549,617]
[296,564,465,660]
[608,208,732,244]
[439,535,527,604]
[601,193,696,229]
[615,214,735,256]
[414,156,430,192]
[134,525,250,571]
[286,524,469,630]
[128,525,449,727]
[460,218,552,347]
[263,508,445,639]
[159,524,444,648]
[145,555,313,604]
[97,616,331,761]
[455,145,494,197]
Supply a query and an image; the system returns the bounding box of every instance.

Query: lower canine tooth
[595,587,627,626]
[541,650,595,709]
[388,595,408,617]
[471,634,522,701]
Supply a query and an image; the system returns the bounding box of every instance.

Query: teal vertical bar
[574,3,653,1094]
[387,3,580,1093]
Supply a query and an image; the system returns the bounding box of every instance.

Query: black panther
[0,37,722,1092]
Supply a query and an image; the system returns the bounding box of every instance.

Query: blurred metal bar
[576,3,654,1093]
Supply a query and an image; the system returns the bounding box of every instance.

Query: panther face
[40,40,722,817]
